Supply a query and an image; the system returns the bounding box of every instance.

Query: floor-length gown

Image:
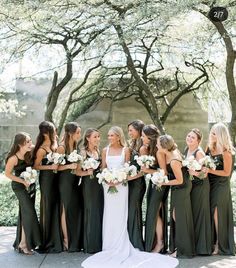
[12,157,41,250]
[206,149,235,255]
[82,146,179,268]
[145,163,169,253]
[58,158,83,252]
[38,149,62,253]
[128,148,146,250]
[167,161,195,258]
[184,148,211,255]
[81,153,104,253]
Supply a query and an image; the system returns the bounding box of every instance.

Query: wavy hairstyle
[159,134,178,152]
[128,120,145,152]
[209,122,235,154]
[142,124,160,157]
[32,121,56,160]
[6,132,32,164]
[109,126,127,147]
[62,122,80,154]
[82,128,100,153]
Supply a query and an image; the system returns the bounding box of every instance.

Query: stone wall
[0,79,208,168]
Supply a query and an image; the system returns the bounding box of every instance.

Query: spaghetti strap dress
[206,149,235,255]
[184,148,211,255]
[167,160,195,258]
[145,162,169,253]
[81,152,104,253]
[58,150,83,252]
[128,148,146,250]
[38,148,62,253]
[11,156,41,250]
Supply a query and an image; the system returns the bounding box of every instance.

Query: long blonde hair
[109,126,127,147]
[209,122,235,154]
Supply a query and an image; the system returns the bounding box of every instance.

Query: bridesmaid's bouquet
[67,150,83,174]
[182,155,202,180]
[47,152,66,173]
[97,168,127,194]
[134,155,155,168]
[198,155,217,170]
[81,158,100,178]
[123,162,138,177]
[20,167,38,195]
[146,169,169,191]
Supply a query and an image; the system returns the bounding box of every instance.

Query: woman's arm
[33,148,58,171]
[5,156,29,188]
[101,147,107,169]
[162,160,183,186]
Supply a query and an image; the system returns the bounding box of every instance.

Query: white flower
[82,158,100,170]
[147,169,169,191]
[67,150,83,163]
[199,155,216,170]
[20,167,38,184]
[134,155,155,168]
[182,156,202,171]
[47,152,65,165]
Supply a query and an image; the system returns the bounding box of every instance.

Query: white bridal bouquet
[146,169,169,191]
[47,152,66,173]
[20,167,38,185]
[182,155,202,180]
[134,155,155,168]
[97,168,127,194]
[82,158,100,178]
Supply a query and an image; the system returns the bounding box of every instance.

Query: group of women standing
[5,119,235,265]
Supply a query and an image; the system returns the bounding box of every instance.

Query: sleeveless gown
[184,148,211,255]
[38,150,62,253]
[58,155,83,252]
[81,152,104,253]
[82,147,179,268]
[206,150,235,255]
[128,148,146,250]
[11,158,41,250]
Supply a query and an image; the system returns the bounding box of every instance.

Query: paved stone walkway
[1,227,236,268]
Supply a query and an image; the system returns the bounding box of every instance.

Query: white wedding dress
[82,147,178,268]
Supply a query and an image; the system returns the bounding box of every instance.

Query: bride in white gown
[82,126,178,268]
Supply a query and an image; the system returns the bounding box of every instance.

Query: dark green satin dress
[207,150,235,255]
[184,148,211,255]
[58,158,83,252]
[167,161,195,258]
[38,153,62,253]
[11,157,41,250]
[81,154,104,253]
[128,149,146,250]
[144,163,169,253]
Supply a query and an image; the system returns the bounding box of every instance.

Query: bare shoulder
[7,155,18,166]
[139,145,148,155]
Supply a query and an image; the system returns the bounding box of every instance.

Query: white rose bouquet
[97,168,128,194]
[123,162,138,177]
[67,150,83,174]
[182,155,202,180]
[146,169,169,191]
[134,155,155,168]
[198,155,217,170]
[82,158,100,178]
[20,167,38,193]
[47,152,66,173]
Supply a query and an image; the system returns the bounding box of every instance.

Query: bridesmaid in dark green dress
[141,125,170,253]
[204,122,235,255]
[79,128,104,253]
[127,120,146,250]
[57,122,83,252]
[33,121,62,253]
[184,128,211,255]
[5,132,41,254]
[157,134,195,258]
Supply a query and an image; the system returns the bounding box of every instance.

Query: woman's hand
[69,163,78,170]
[189,169,199,177]
[87,168,93,176]
[50,164,59,170]
[202,167,209,174]
[141,166,149,173]
[107,181,120,186]
[23,180,30,188]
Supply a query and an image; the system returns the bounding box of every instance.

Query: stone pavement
[1,227,236,268]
